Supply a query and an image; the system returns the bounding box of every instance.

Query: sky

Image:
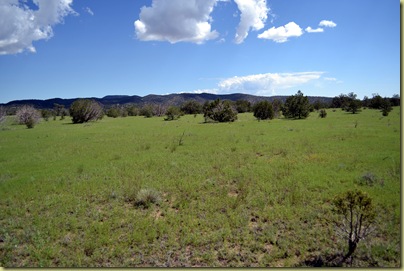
[0,0,400,103]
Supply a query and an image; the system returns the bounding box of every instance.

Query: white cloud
[319,20,336,28]
[257,22,303,43]
[84,7,94,16]
[134,0,219,44]
[217,71,324,95]
[305,26,324,33]
[233,0,269,44]
[0,0,75,55]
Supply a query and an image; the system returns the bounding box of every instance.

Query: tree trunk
[343,239,357,262]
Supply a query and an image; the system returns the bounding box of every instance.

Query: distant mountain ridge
[1,93,333,109]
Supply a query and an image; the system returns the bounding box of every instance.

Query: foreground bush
[332,190,376,263]
[16,105,41,128]
[70,99,104,124]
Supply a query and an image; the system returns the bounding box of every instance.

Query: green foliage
[282,90,310,119]
[16,105,41,128]
[139,104,155,118]
[69,99,104,124]
[235,99,252,113]
[380,98,392,116]
[164,106,182,121]
[344,92,362,114]
[253,100,274,120]
[319,109,327,118]
[332,190,376,262]
[41,109,53,121]
[106,107,120,118]
[180,100,202,115]
[203,99,238,122]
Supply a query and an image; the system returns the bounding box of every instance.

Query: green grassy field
[0,108,401,267]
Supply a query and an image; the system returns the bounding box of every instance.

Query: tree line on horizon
[0,91,400,128]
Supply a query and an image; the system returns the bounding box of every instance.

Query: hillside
[1,93,333,109]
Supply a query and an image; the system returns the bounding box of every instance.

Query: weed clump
[356,172,383,187]
[134,188,161,208]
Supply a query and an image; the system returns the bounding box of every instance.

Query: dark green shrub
[319,109,327,118]
[203,99,237,123]
[69,99,104,124]
[181,100,202,115]
[282,90,310,119]
[253,100,274,120]
[106,107,120,118]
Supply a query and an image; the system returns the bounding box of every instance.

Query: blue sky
[0,0,400,103]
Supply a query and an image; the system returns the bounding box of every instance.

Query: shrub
[164,106,182,121]
[282,90,310,119]
[69,99,104,124]
[106,107,120,118]
[253,100,274,120]
[134,188,161,208]
[319,109,327,118]
[181,100,202,115]
[203,99,237,123]
[332,190,376,263]
[16,105,41,128]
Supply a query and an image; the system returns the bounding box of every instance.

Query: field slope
[0,108,400,267]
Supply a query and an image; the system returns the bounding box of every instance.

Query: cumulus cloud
[257,22,303,43]
[134,0,219,44]
[319,20,337,28]
[217,71,324,95]
[0,0,75,55]
[233,0,269,44]
[305,26,324,33]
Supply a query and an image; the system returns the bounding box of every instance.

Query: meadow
[0,107,401,267]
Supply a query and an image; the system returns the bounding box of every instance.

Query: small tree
[16,105,41,128]
[345,92,361,114]
[380,98,392,116]
[164,106,182,121]
[69,99,103,124]
[203,99,237,123]
[282,90,310,119]
[253,100,274,120]
[332,190,376,263]
[319,109,327,118]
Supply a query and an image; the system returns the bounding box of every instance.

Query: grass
[0,107,401,267]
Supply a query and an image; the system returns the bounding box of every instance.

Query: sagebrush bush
[69,99,104,124]
[16,105,41,128]
[134,188,161,208]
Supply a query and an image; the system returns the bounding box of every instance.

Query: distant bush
[41,109,53,121]
[235,99,252,113]
[181,100,202,115]
[319,109,327,118]
[0,106,6,123]
[16,105,41,128]
[253,100,274,120]
[282,90,310,119]
[165,106,182,121]
[106,107,120,118]
[203,99,237,123]
[134,188,161,208]
[69,99,104,124]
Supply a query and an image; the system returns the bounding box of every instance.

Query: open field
[0,107,400,267]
